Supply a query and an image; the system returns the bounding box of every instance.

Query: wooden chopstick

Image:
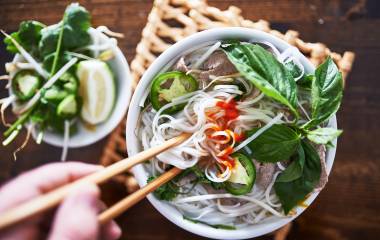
[0,133,190,230]
[98,167,182,224]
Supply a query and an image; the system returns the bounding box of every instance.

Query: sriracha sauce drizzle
[216,99,239,122]
[203,99,247,170]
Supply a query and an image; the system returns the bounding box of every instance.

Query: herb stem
[4,107,34,137]
[50,21,65,76]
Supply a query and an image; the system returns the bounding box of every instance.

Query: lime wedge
[77,60,115,125]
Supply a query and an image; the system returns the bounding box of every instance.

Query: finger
[0,221,40,240]
[98,201,122,240]
[48,183,101,240]
[0,162,103,212]
[102,220,122,240]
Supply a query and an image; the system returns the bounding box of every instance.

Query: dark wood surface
[0,0,379,239]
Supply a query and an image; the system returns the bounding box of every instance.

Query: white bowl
[126,27,337,239]
[12,29,133,148]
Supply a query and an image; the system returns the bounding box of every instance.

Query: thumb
[48,184,101,240]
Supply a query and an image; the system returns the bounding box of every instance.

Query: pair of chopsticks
[0,133,190,230]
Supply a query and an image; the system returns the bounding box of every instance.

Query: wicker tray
[100,0,355,238]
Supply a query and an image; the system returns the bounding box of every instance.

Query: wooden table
[0,0,379,239]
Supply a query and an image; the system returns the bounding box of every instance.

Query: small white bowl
[126,27,337,239]
[11,29,132,148]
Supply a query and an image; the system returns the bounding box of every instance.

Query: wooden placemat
[100,0,355,238]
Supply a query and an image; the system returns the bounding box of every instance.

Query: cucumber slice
[76,60,115,125]
[57,95,77,118]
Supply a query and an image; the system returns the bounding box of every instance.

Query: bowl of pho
[1,3,132,160]
[126,27,343,239]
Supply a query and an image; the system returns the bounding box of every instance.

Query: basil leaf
[303,57,343,129]
[285,61,303,80]
[276,145,305,183]
[246,124,301,163]
[222,43,299,117]
[307,127,342,145]
[297,74,314,90]
[4,20,45,57]
[39,3,91,57]
[274,140,321,214]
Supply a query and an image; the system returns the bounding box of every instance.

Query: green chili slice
[225,153,256,195]
[150,71,198,114]
[12,70,41,101]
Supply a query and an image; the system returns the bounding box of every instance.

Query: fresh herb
[270,57,343,213]
[274,139,321,214]
[303,57,343,129]
[306,127,343,145]
[216,44,343,215]
[246,124,301,163]
[4,20,45,57]
[147,176,179,201]
[185,165,212,184]
[222,43,299,118]
[39,3,91,57]
[148,165,228,201]
[276,145,305,183]
[49,22,65,76]
[178,165,225,190]
[183,216,236,230]
[297,74,314,90]
[42,52,73,74]
[285,60,303,80]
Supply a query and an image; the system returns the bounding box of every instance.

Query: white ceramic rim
[11,28,133,148]
[126,27,337,239]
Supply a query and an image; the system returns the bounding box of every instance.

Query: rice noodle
[265,171,282,208]
[174,193,283,217]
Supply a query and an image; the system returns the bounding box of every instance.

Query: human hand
[0,162,121,240]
